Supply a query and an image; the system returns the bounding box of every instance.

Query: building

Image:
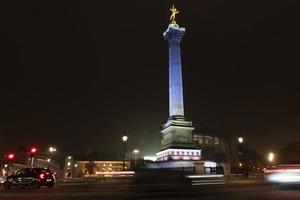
[74,160,131,177]
[63,153,132,178]
[193,131,228,163]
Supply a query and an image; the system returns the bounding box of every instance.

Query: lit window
[214,137,220,145]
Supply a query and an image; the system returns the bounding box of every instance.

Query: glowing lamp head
[49,147,56,152]
[122,135,128,142]
[238,137,244,144]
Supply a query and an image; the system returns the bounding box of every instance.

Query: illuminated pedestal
[156,148,201,162]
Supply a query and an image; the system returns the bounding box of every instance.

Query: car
[3,167,56,189]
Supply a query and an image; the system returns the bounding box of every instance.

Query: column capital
[163,24,185,44]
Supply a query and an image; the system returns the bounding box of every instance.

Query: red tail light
[39,173,45,179]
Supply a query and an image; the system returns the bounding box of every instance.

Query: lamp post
[133,149,139,167]
[122,132,128,171]
[48,147,57,169]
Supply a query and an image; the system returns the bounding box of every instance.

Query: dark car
[3,168,55,189]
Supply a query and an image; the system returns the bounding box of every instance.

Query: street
[0,179,300,200]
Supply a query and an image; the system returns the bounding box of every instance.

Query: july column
[164,24,186,118]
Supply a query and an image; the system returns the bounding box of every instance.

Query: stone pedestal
[161,117,195,150]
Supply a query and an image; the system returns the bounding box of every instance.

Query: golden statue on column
[169,5,179,24]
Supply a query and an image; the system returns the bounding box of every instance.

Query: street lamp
[238,137,244,144]
[122,132,128,171]
[133,149,140,167]
[48,146,57,169]
[49,147,57,153]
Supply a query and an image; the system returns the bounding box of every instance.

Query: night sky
[0,1,300,157]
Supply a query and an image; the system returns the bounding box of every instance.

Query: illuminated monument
[156,6,201,162]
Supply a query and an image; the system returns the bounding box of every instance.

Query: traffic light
[30,147,37,154]
[7,153,15,160]
[28,146,38,167]
[5,153,15,161]
[28,146,38,157]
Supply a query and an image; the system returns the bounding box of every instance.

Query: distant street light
[268,152,275,162]
[122,132,128,170]
[48,146,57,169]
[49,147,57,153]
[133,149,140,167]
[238,137,244,144]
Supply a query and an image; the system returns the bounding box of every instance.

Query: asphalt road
[0,180,300,200]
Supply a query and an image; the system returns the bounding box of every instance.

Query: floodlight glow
[143,156,156,161]
[268,152,275,162]
[133,149,139,154]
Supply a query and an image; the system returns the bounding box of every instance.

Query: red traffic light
[7,153,15,160]
[30,147,37,153]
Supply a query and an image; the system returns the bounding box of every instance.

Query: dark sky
[0,1,300,157]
